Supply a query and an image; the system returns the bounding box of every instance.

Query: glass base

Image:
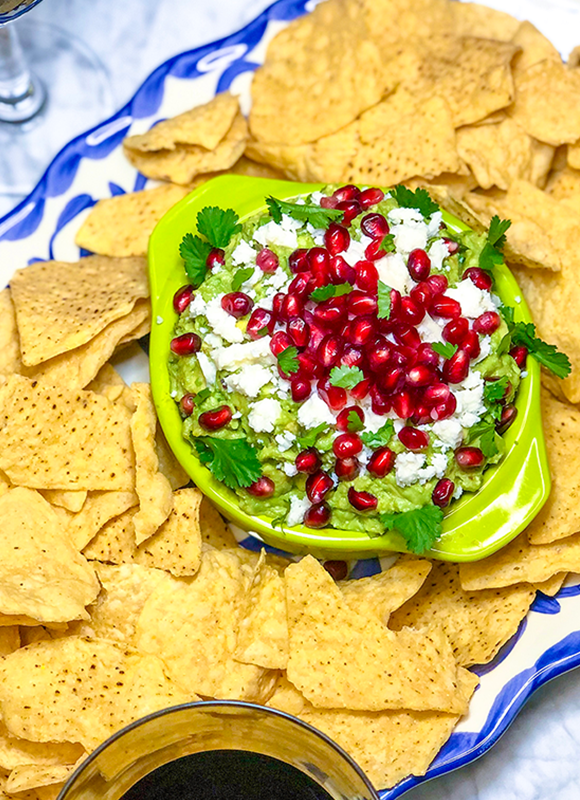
[0,68,46,123]
[0,18,113,208]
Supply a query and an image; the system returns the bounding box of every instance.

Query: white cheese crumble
[204,296,244,344]
[427,238,449,272]
[427,211,443,239]
[358,400,389,433]
[188,293,207,318]
[205,332,223,349]
[196,352,216,385]
[454,371,486,428]
[254,217,299,250]
[297,394,335,428]
[248,398,282,433]
[283,463,298,477]
[375,252,415,295]
[275,432,296,452]
[265,267,290,290]
[156,315,164,325]
[387,208,429,253]
[474,335,492,364]
[395,453,426,487]
[211,338,276,371]
[306,222,326,246]
[430,419,463,451]
[287,494,310,527]
[446,279,496,319]
[342,235,371,267]
[417,313,444,344]
[231,239,257,266]
[223,365,273,398]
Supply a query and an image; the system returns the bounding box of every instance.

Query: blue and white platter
[1,1,580,796]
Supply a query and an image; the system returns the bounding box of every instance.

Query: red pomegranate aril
[247,476,275,498]
[348,487,378,512]
[335,455,361,482]
[303,502,331,528]
[314,299,347,329]
[324,222,350,255]
[391,345,414,368]
[392,390,414,419]
[206,248,225,269]
[443,238,460,255]
[306,470,334,503]
[333,184,360,203]
[473,311,501,335]
[443,317,469,345]
[364,239,386,261]
[291,378,311,402]
[426,274,448,295]
[295,449,321,474]
[367,447,395,478]
[297,352,323,379]
[280,292,303,321]
[412,404,432,426]
[358,187,384,210]
[393,324,421,350]
[410,282,432,309]
[370,385,392,415]
[289,273,313,297]
[407,249,431,281]
[443,349,470,384]
[455,446,485,470]
[337,405,365,431]
[289,248,310,274]
[368,337,393,372]
[199,405,232,431]
[256,247,279,273]
[349,315,376,346]
[423,382,452,407]
[246,308,274,340]
[380,366,404,393]
[320,195,339,209]
[317,377,347,410]
[510,345,528,369]
[406,364,434,388]
[497,404,518,434]
[179,393,195,416]
[388,288,402,320]
[323,560,348,580]
[464,267,492,291]
[337,199,362,226]
[432,478,455,508]
[173,284,194,314]
[221,291,254,318]
[170,332,201,355]
[350,377,371,400]
[355,261,379,293]
[307,247,330,273]
[431,393,457,421]
[400,296,425,326]
[329,255,356,285]
[398,426,429,450]
[431,295,461,319]
[348,290,377,316]
[318,335,343,369]
[361,213,389,240]
[333,433,363,458]
[415,342,440,369]
[287,317,310,348]
[340,344,366,370]
[462,330,481,359]
[272,292,285,317]
[270,331,293,357]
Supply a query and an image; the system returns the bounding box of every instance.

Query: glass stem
[0,23,45,122]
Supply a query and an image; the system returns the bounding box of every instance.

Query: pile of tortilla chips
[3,0,580,796]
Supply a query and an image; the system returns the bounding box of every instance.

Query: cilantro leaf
[510,322,571,379]
[193,388,211,406]
[500,304,515,328]
[377,281,392,320]
[381,505,443,554]
[232,266,255,292]
[347,410,365,432]
[432,342,458,360]
[310,283,353,302]
[194,437,262,489]
[266,196,343,229]
[297,423,327,449]
[277,346,300,376]
[465,420,498,458]
[483,377,509,404]
[390,185,439,217]
[196,207,241,248]
[179,233,211,288]
[497,333,512,356]
[329,365,365,390]
[360,420,394,448]
[378,233,396,255]
[479,215,511,272]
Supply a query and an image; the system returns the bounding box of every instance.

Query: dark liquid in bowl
[121,749,334,800]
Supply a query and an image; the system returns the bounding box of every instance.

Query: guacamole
[168,184,523,545]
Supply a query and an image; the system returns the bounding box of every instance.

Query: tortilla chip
[67,490,138,551]
[356,0,454,43]
[449,2,520,40]
[199,497,237,549]
[0,627,19,656]
[0,289,22,387]
[234,551,288,670]
[0,488,99,623]
[130,383,173,545]
[155,428,189,491]
[266,674,309,717]
[0,376,135,491]
[82,507,136,564]
[0,637,193,751]
[534,573,567,596]
[460,532,580,590]
[545,164,580,215]
[511,21,561,74]
[10,256,148,367]
[40,489,87,513]
[124,112,248,185]
[568,140,580,170]
[339,556,432,624]
[286,556,466,713]
[135,548,277,701]
[75,185,189,258]
[0,723,83,772]
[6,762,80,794]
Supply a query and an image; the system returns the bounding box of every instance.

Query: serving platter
[1,0,580,796]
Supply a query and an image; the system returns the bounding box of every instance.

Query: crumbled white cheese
[375,252,414,295]
[427,238,449,272]
[188,293,207,318]
[388,207,425,226]
[204,296,244,344]
[297,394,336,428]
[395,453,426,487]
[156,315,164,325]
[453,484,464,500]
[265,267,290,290]
[455,370,486,428]
[309,191,324,204]
[211,338,276,371]
[342,236,370,267]
[248,398,282,433]
[474,335,492,364]
[306,223,326,246]
[241,266,263,290]
[359,445,373,467]
[254,218,299,249]
[426,211,443,239]
[205,332,223,349]
[276,432,296,452]
[417,313,444,344]
[287,495,310,527]
[387,208,429,253]
[283,462,298,477]
[358,400,389,434]
[430,419,463,450]
[514,295,521,304]
[446,279,496,319]
[430,452,449,478]
[231,239,257,266]
[223,365,273,398]
[196,352,217,385]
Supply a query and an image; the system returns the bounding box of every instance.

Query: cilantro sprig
[179,234,212,289]
[465,419,499,458]
[360,420,394,449]
[432,342,458,360]
[231,266,255,292]
[500,305,571,379]
[346,410,365,432]
[483,377,509,405]
[381,505,443,554]
[297,423,326,449]
[310,283,352,302]
[329,365,365,390]
[266,196,343,229]
[179,206,241,288]
[192,388,211,406]
[390,185,439,217]
[194,437,262,489]
[377,281,392,320]
[479,215,511,272]
[277,346,300,376]
[378,233,396,255]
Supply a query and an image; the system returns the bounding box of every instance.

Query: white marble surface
[2,1,580,798]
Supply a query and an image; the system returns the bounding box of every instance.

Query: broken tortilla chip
[68,490,138,551]
[0,288,21,387]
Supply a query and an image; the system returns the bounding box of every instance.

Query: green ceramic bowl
[148,175,550,561]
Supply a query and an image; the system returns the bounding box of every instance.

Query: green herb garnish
[277,346,300,375]
[266,196,343,229]
[231,266,255,292]
[194,437,262,489]
[432,342,458,360]
[381,504,444,554]
[377,280,393,320]
[360,420,394,449]
[378,233,396,255]
[329,365,365,390]
[310,283,353,302]
[500,305,571,378]
[179,233,212,288]
[192,388,211,407]
[479,215,511,272]
[465,419,499,458]
[297,423,327,449]
[196,206,242,248]
[483,377,509,404]
[347,410,365,432]
[390,185,439,217]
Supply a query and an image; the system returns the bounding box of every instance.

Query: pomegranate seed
[368,337,393,372]
[431,295,461,318]
[247,476,275,497]
[415,343,440,368]
[282,293,304,321]
[323,560,348,580]
[335,456,360,481]
[296,449,321,475]
[297,352,323,379]
[333,433,362,458]
[325,222,350,255]
[364,240,386,261]
[289,273,313,297]
[412,404,432,426]
[410,282,432,309]
[379,366,405,394]
[406,364,434,388]
[391,345,414,368]
[350,378,371,400]
[348,290,377,316]
[221,292,253,318]
[337,405,364,431]
[256,247,279,273]
[306,470,334,503]
[462,330,481,359]
[398,426,429,450]
[305,320,326,353]
[170,332,201,355]
[443,349,470,383]
[464,267,492,291]
[340,344,366,370]
[426,274,448,295]
[314,297,348,328]
[289,249,309,273]
[510,345,528,369]
[407,249,431,281]
[473,311,501,335]
[431,393,457,421]
[361,213,389,240]
[423,383,452,407]
[393,390,414,419]
[367,447,395,478]
[455,446,485,469]
[443,317,469,345]
[246,308,274,340]
[355,261,378,293]
[370,385,392,415]
[320,195,339,209]
[443,238,460,255]
[393,324,421,350]
[349,316,376,346]
[307,247,330,273]
[198,405,232,431]
[317,377,347,410]
[388,288,402,320]
[206,248,225,269]
[358,187,384,209]
[285,317,308,349]
[400,296,425,326]
[317,335,343,369]
[173,285,194,314]
[333,185,360,203]
[337,199,361,225]
[348,487,378,512]
[270,331,293,357]
[179,394,195,416]
[328,255,356,285]
[291,378,311,402]
[432,478,455,508]
[497,404,518,434]
[303,502,331,528]
[272,293,285,317]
